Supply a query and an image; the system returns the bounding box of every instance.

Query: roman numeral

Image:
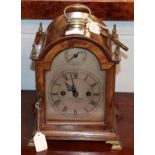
[93,93,100,96]
[51,92,58,95]
[84,74,89,81]
[73,72,78,79]
[74,109,77,115]
[84,107,89,112]
[54,100,60,106]
[62,106,67,112]
[54,83,61,86]
[90,83,97,87]
[62,73,68,81]
[90,101,97,107]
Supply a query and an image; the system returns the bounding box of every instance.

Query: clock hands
[67,52,83,62]
[65,72,78,97]
[65,82,73,91]
[70,72,75,89]
[70,72,79,97]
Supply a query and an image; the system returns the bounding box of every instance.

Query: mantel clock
[30,4,128,150]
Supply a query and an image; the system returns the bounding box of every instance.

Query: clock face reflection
[64,48,87,65]
[48,69,101,117]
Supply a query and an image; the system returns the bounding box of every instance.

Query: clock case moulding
[30,6,126,150]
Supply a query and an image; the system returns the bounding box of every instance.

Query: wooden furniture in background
[21,0,134,20]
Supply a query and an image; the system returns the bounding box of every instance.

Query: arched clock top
[41,37,115,70]
[44,14,110,48]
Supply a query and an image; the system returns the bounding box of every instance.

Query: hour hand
[67,52,82,62]
[65,82,73,91]
[65,82,77,93]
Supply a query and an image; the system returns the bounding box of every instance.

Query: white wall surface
[21,20,134,92]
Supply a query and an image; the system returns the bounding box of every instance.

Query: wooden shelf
[21,0,134,20]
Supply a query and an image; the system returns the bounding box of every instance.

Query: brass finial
[112,24,117,35]
[31,44,36,58]
[38,22,43,34]
[114,45,120,61]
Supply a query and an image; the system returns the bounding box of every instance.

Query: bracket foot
[27,138,34,147]
[106,140,122,150]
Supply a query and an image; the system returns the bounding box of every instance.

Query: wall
[21,20,134,92]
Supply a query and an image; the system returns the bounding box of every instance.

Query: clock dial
[64,48,87,65]
[48,69,102,117]
[46,47,106,121]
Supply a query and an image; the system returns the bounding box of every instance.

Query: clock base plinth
[27,130,122,150]
[42,129,119,142]
[106,140,122,150]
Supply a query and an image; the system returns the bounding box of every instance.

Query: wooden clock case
[30,7,124,150]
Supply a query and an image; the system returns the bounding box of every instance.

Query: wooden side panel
[105,65,116,129]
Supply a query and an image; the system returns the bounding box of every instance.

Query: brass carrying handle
[64,4,91,21]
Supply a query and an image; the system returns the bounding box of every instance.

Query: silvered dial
[64,48,87,65]
[48,69,102,117]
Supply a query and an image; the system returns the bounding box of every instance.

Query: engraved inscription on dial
[64,48,87,65]
[48,69,102,117]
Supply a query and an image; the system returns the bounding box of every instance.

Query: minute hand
[67,52,83,62]
[70,72,76,91]
[70,72,79,97]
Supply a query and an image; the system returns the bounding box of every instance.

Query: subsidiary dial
[48,69,102,117]
[64,48,87,65]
